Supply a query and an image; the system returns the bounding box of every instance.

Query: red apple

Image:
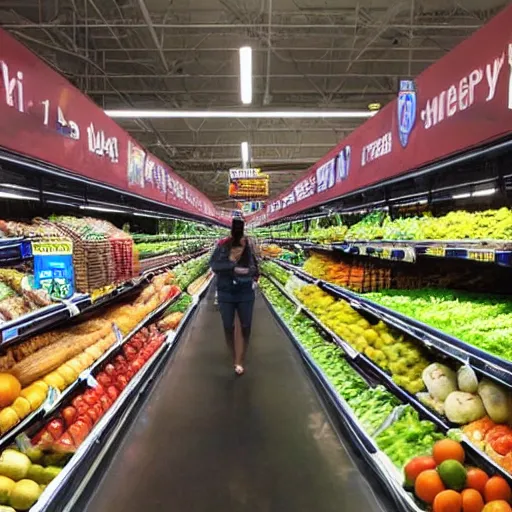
[116,375,128,390]
[47,418,65,440]
[83,389,99,406]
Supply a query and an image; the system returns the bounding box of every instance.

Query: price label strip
[467,249,495,263]
[425,246,446,257]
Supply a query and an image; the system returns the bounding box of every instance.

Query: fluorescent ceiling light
[452,193,471,200]
[79,205,128,214]
[0,191,38,201]
[105,109,376,119]
[241,142,249,166]
[239,46,252,105]
[472,188,496,197]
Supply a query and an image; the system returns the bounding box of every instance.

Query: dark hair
[231,218,245,246]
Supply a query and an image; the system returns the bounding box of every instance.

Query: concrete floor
[85,291,390,512]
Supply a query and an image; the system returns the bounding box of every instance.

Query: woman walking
[210,218,258,375]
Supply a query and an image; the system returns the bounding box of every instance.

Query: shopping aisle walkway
[84,291,390,512]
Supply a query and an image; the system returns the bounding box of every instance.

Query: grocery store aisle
[84,290,390,512]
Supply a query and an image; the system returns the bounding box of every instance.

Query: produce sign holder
[274,259,512,390]
[261,267,512,491]
[0,237,33,267]
[30,279,212,512]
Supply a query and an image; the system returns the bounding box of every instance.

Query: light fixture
[239,46,253,105]
[452,193,471,200]
[368,102,381,111]
[104,109,376,119]
[472,188,496,197]
[241,142,249,166]
[79,205,128,214]
[133,212,166,219]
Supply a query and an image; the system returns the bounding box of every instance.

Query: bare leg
[233,313,244,367]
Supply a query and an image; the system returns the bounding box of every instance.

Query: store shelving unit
[29,275,213,512]
[260,269,512,498]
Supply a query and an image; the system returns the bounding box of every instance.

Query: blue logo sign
[397,80,416,148]
[336,145,351,182]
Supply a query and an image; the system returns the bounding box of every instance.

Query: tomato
[47,418,65,440]
[131,359,144,374]
[104,364,116,377]
[99,395,112,412]
[86,407,100,425]
[62,406,77,427]
[72,396,88,415]
[83,389,99,406]
[96,372,111,388]
[404,456,437,485]
[53,432,76,453]
[116,375,128,390]
[115,355,127,366]
[76,414,93,430]
[33,428,54,449]
[106,386,119,401]
[69,420,90,446]
[490,435,512,456]
[123,345,138,361]
[92,402,104,419]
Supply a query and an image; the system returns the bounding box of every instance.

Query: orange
[461,489,484,512]
[482,502,512,512]
[416,469,446,504]
[0,373,21,407]
[466,468,490,495]
[484,477,512,503]
[433,490,462,512]
[433,439,465,465]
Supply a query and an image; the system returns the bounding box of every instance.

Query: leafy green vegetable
[259,277,443,467]
[365,288,512,361]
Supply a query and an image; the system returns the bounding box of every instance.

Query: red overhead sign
[249,4,512,226]
[0,30,227,225]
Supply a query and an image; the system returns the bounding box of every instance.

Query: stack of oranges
[405,439,512,512]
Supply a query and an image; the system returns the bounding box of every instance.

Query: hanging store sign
[228,168,269,198]
[0,30,227,225]
[249,4,512,225]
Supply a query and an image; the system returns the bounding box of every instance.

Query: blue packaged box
[32,240,75,300]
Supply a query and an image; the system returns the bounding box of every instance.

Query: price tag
[425,246,446,257]
[86,374,100,388]
[467,249,495,263]
[381,248,391,259]
[2,326,19,343]
[112,323,124,346]
[42,386,60,413]
[60,299,80,317]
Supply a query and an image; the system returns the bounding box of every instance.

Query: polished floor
[85,291,390,512]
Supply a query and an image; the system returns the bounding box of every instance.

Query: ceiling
[0,0,507,207]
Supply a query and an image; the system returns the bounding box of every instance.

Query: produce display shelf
[0,237,33,266]
[262,272,512,488]
[139,246,211,274]
[262,272,449,432]
[260,289,421,512]
[263,238,512,266]
[0,250,208,348]
[0,291,183,452]
[274,259,512,390]
[30,279,212,512]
